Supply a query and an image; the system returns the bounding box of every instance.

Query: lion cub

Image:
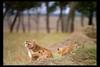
[57,43,78,56]
[24,40,53,62]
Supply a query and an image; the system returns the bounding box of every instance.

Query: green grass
[71,44,96,65]
[3,32,68,65]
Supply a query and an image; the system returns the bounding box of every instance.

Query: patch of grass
[71,45,96,65]
[87,48,96,60]
[3,32,96,65]
[53,53,61,60]
[3,32,68,65]
[39,32,68,46]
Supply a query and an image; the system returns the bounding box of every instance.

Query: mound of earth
[82,25,96,39]
[49,32,96,52]
[30,26,96,65]
[64,32,96,46]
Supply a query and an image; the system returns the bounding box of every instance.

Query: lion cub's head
[24,40,37,49]
[57,46,73,56]
[57,43,78,56]
[57,48,65,55]
[57,48,62,53]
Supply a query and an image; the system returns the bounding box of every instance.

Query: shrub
[83,25,96,39]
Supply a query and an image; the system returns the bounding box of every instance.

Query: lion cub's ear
[24,40,28,44]
[24,40,31,43]
[33,40,38,44]
[24,40,29,46]
[33,40,36,43]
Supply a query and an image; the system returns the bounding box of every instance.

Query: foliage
[4,1,41,11]
[48,2,57,14]
[45,1,68,14]
[76,1,96,17]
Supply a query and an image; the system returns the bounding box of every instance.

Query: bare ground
[3,16,96,32]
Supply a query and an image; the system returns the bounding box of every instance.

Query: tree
[16,11,21,32]
[26,2,41,32]
[55,2,68,32]
[3,1,12,19]
[45,2,50,33]
[63,2,78,32]
[45,1,58,33]
[4,10,14,29]
[5,1,27,32]
[35,7,40,32]
[44,1,68,32]
[63,1,96,33]
[76,1,96,25]
[80,13,84,27]
[21,12,25,32]
[27,10,31,32]
[4,1,42,32]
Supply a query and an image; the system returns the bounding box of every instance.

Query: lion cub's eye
[57,48,59,50]
[28,44,30,45]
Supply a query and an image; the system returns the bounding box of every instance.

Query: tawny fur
[57,44,77,56]
[24,40,53,62]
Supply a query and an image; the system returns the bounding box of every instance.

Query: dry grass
[3,32,96,65]
[71,45,96,65]
[3,32,68,65]
[83,25,96,39]
[3,15,96,65]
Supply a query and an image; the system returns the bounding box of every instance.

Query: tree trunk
[63,2,77,33]
[70,10,75,32]
[46,2,50,33]
[88,10,93,25]
[21,12,25,32]
[3,8,10,19]
[56,17,60,32]
[16,12,21,32]
[63,4,72,32]
[10,11,19,33]
[95,12,97,25]
[56,6,64,32]
[63,11,71,32]
[5,15,11,29]
[81,13,84,27]
[28,10,31,32]
[35,8,40,33]
[60,6,64,32]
